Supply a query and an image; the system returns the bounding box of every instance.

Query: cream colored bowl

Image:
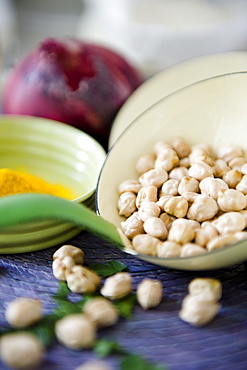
[109,51,247,148]
[0,115,106,253]
[97,72,247,271]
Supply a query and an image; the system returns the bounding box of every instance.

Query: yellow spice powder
[0,168,73,199]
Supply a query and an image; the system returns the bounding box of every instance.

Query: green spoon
[0,193,124,248]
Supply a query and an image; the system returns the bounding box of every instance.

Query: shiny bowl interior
[109,51,247,148]
[0,115,106,253]
[96,72,247,271]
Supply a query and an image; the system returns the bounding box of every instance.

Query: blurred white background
[1,0,247,78]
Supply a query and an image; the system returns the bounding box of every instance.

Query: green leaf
[120,354,167,370]
[93,338,127,357]
[52,297,85,318]
[113,294,136,319]
[27,314,57,347]
[53,281,71,299]
[90,260,127,278]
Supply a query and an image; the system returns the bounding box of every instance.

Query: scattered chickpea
[179,294,220,327]
[100,272,132,300]
[188,278,222,301]
[179,278,221,327]
[83,297,119,328]
[52,256,75,281]
[55,314,96,350]
[66,265,101,294]
[136,278,163,310]
[53,244,84,265]
[74,360,113,370]
[5,297,42,329]
[0,332,44,369]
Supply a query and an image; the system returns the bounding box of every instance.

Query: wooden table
[0,230,246,370]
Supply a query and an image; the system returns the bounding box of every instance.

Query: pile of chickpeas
[117,137,247,258]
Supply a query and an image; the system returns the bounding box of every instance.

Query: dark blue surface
[0,231,247,370]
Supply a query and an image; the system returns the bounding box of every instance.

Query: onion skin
[2,38,143,148]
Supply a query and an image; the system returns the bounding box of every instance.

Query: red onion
[2,38,143,148]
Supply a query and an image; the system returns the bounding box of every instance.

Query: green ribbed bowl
[0,115,106,253]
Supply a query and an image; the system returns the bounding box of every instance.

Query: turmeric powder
[0,168,74,199]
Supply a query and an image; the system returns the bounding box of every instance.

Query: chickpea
[135,153,155,174]
[154,148,179,172]
[188,161,214,181]
[195,223,218,248]
[153,140,172,155]
[156,195,174,211]
[212,212,246,235]
[223,169,243,188]
[164,196,189,218]
[217,188,246,212]
[118,191,137,217]
[217,145,243,163]
[172,137,191,158]
[66,266,101,294]
[228,156,246,171]
[189,148,214,166]
[136,185,158,209]
[52,256,75,281]
[118,179,142,194]
[136,278,163,310]
[236,174,247,194]
[199,177,228,200]
[169,166,188,181]
[160,179,179,196]
[188,278,222,301]
[139,168,168,188]
[179,294,220,327]
[143,217,168,240]
[168,219,195,245]
[207,234,238,252]
[100,272,132,300]
[83,297,119,328]
[179,157,191,168]
[5,298,42,329]
[53,244,84,265]
[157,241,181,258]
[138,200,161,222]
[159,212,176,230]
[178,176,200,195]
[55,314,96,349]
[132,234,159,256]
[213,159,230,178]
[193,142,213,154]
[180,243,207,257]
[120,212,144,239]
[0,332,44,370]
[187,195,219,222]
[74,360,113,370]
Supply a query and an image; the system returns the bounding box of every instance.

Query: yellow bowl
[0,115,106,253]
[96,72,247,271]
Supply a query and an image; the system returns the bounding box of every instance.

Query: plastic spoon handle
[0,193,123,247]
